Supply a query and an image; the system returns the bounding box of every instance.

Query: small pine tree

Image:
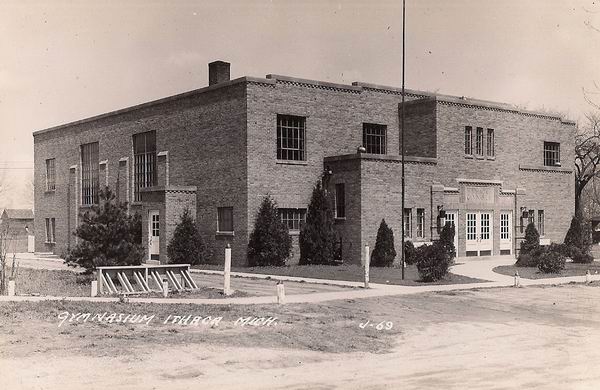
[65,188,144,273]
[247,196,292,267]
[299,180,337,265]
[516,222,540,267]
[439,222,456,262]
[564,215,584,250]
[167,208,209,265]
[371,219,397,267]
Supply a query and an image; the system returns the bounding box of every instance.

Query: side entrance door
[445,211,458,255]
[499,211,513,255]
[148,210,160,261]
[465,211,493,256]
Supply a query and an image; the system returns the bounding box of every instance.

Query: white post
[277,281,285,304]
[514,271,520,287]
[7,280,15,297]
[364,244,370,289]
[162,280,169,298]
[224,244,232,296]
[586,270,591,283]
[91,281,98,297]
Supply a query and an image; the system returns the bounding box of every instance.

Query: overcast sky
[1,0,599,208]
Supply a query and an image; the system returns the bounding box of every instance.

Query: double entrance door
[464,211,513,256]
[465,211,493,256]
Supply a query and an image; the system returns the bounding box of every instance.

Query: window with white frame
[45,218,56,243]
[217,207,234,233]
[475,127,484,155]
[133,131,157,202]
[81,142,99,205]
[277,115,306,161]
[538,210,545,236]
[416,208,425,238]
[464,126,472,155]
[486,128,495,157]
[46,158,56,191]
[362,123,387,154]
[403,208,412,238]
[279,208,306,231]
[544,142,560,166]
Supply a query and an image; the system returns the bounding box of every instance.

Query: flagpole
[401,0,406,280]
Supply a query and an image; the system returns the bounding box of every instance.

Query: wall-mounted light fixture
[437,205,446,233]
[357,146,366,154]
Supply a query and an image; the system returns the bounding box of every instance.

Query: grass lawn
[193,263,486,285]
[8,268,247,299]
[493,260,600,279]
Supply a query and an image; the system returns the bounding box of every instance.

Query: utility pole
[400,0,406,280]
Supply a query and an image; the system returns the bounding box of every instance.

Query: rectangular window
[277,115,306,161]
[486,129,495,157]
[362,123,387,154]
[335,183,346,218]
[538,210,545,236]
[279,208,307,231]
[217,207,234,233]
[528,209,535,226]
[476,127,484,155]
[403,208,412,238]
[45,218,56,243]
[416,208,425,238]
[133,131,157,202]
[544,142,561,166]
[464,126,472,155]
[500,213,510,240]
[45,158,56,191]
[81,142,99,205]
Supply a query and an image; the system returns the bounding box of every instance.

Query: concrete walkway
[3,254,599,306]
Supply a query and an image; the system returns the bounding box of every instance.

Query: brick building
[33,61,575,265]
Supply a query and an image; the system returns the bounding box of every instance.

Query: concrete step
[33,252,60,259]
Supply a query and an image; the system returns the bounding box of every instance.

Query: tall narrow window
[538,210,545,236]
[279,208,306,231]
[45,218,56,243]
[544,142,561,166]
[277,115,306,161]
[362,123,387,154]
[81,142,99,205]
[464,126,472,155]
[403,208,412,238]
[133,131,157,202]
[335,183,346,218]
[416,208,425,238]
[45,158,56,191]
[217,207,234,233]
[486,128,495,157]
[528,209,535,226]
[475,127,484,155]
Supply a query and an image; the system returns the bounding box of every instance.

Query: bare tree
[0,219,16,295]
[575,112,600,215]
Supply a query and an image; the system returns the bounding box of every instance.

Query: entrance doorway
[499,211,513,255]
[148,210,160,262]
[465,211,493,256]
[445,211,458,255]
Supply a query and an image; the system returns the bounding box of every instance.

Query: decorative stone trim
[456,178,503,186]
[444,187,459,193]
[267,74,362,94]
[519,164,572,174]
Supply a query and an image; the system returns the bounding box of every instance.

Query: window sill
[45,190,56,194]
[288,230,300,236]
[79,204,96,209]
[464,154,474,159]
[475,155,485,160]
[486,156,496,161]
[44,241,56,245]
[216,231,235,237]
[335,217,346,222]
[276,160,308,166]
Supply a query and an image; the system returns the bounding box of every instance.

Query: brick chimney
[208,61,230,86]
